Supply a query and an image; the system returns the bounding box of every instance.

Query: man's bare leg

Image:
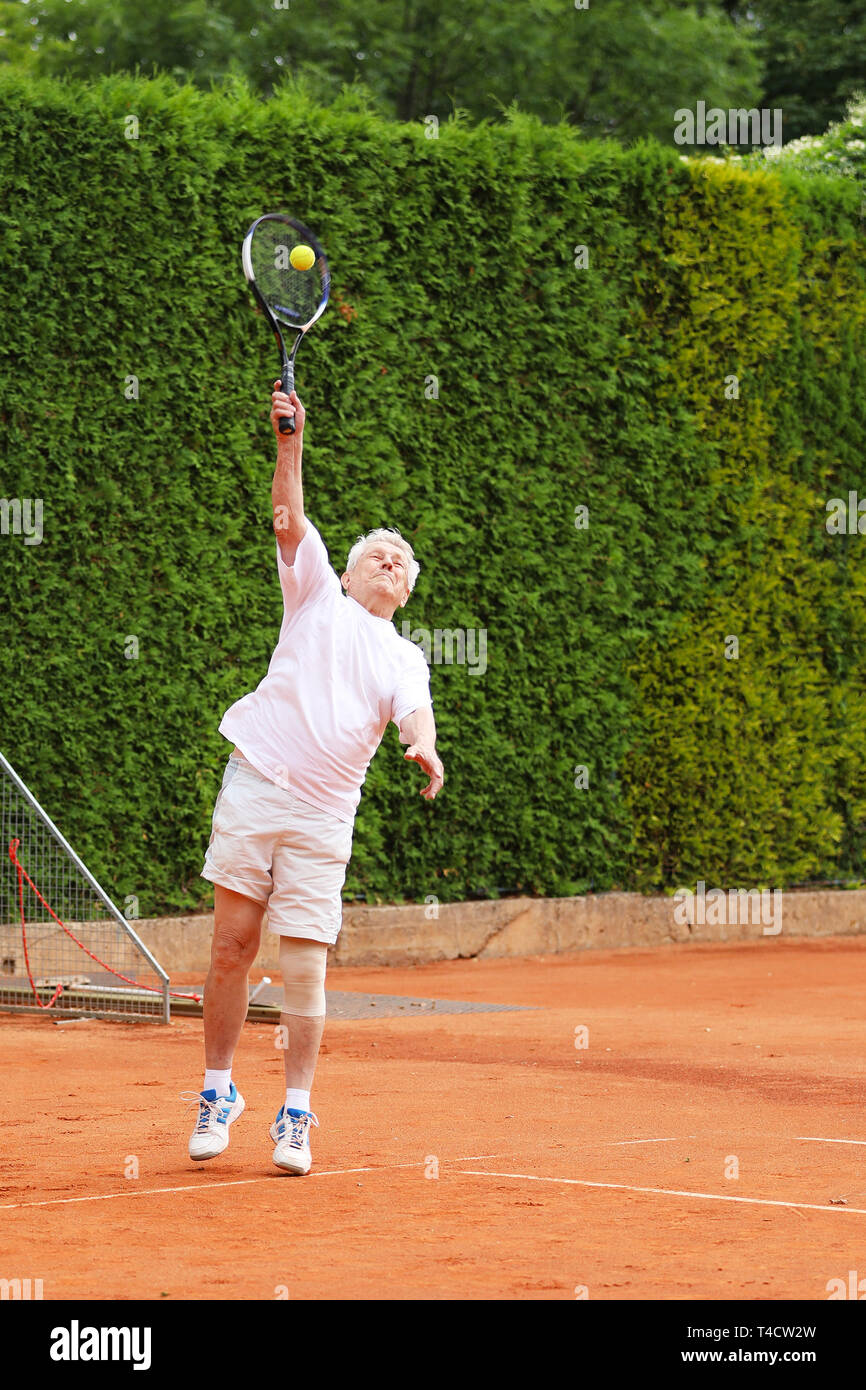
[272,1011,326,1173]
[280,1013,326,1091]
[204,884,264,1068]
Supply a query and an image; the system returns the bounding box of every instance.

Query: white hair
[345,528,420,592]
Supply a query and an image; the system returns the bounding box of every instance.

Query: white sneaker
[270,1106,319,1175]
[184,1084,245,1161]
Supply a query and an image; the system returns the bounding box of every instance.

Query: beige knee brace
[279,937,328,1017]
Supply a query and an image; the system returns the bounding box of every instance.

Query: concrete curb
[131,888,866,974]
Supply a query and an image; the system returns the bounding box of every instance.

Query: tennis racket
[241,213,330,435]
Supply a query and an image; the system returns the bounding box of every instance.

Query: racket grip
[278,362,296,435]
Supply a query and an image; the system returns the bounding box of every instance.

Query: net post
[1,749,173,1022]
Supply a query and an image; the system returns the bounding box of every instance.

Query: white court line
[797,1137,866,1146]
[0,1153,503,1213]
[455,1169,866,1217]
[603,1137,695,1147]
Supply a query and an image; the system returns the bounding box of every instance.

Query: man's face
[342,541,411,615]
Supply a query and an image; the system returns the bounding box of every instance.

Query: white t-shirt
[219,521,433,822]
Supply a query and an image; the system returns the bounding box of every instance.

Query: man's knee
[279,937,328,1017]
[210,885,264,972]
[210,922,262,973]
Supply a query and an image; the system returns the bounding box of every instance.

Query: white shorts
[201,753,354,944]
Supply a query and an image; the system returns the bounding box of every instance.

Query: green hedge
[0,73,863,913]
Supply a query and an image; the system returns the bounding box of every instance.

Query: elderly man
[186,383,444,1174]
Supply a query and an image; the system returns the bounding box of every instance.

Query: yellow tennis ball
[290,243,315,271]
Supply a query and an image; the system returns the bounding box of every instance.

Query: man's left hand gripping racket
[242,213,330,435]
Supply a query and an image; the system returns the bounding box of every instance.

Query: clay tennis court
[2,933,865,1301]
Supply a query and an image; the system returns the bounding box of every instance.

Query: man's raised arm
[270,381,308,568]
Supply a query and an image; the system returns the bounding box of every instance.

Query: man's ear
[340,570,350,592]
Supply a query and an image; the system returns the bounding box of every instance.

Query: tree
[723,0,866,141]
[0,0,762,145]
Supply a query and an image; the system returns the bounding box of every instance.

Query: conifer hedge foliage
[1,74,863,912]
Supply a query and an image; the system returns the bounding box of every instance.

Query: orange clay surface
[2,935,865,1301]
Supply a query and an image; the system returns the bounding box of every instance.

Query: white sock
[285,1087,310,1114]
[203,1068,233,1098]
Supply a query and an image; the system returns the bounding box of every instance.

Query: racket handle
[278,362,296,435]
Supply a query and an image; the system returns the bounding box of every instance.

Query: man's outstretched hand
[403,743,444,800]
[270,381,305,440]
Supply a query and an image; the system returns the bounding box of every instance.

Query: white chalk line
[6,1138,863,1215]
[797,1137,866,1146]
[603,1136,695,1147]
[0,1153,504,1212]
[455,1169,866,1216]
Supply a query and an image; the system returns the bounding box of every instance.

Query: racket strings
[249,223,323,329]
